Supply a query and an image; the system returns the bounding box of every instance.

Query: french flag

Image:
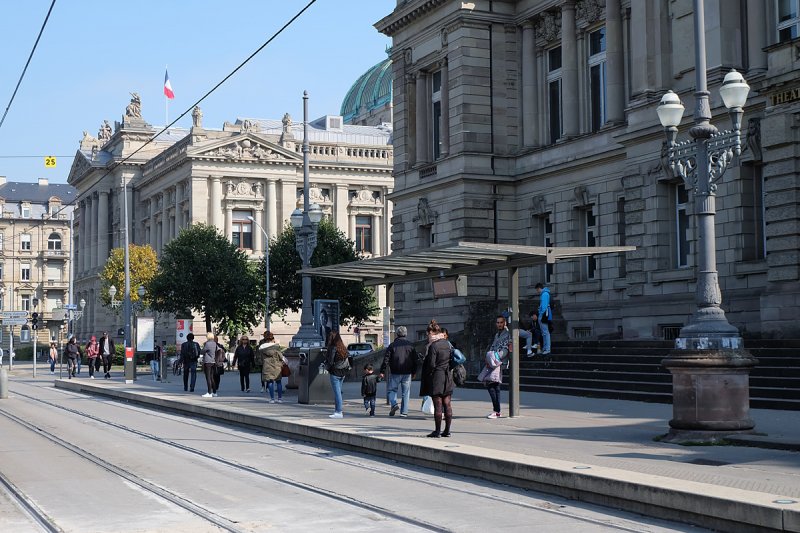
[163,69,175,99]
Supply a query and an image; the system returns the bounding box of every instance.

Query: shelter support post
[386,283,395,343]
[509,266,520,418]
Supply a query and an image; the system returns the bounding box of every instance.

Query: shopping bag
[421,395,434,415]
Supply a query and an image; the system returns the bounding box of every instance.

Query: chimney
[0,176,6,185]
[38,177,48,186]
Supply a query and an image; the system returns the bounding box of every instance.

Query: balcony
[42,249,68,258]
[44,279,68,289]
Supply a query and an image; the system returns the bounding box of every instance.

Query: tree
[266,218,378,326]
[99,244,158,308]
[148,223,262,335]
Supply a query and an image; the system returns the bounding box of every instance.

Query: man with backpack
[180,333,201,392]
[379,325,418,418]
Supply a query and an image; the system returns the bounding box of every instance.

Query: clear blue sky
[0,0,394,183]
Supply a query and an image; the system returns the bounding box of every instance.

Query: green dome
[340,56,392,124]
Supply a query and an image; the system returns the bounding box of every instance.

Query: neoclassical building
[377,0,799,340]
[340,51,393,126]
[0,177,75,350]
[67,96,393,347]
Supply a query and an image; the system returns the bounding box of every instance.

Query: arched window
[48,232,62,250]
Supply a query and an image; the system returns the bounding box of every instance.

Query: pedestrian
[85,336,99,379]
[99,331,115,379]
[213,336,225,394]
[482,315,510,419]
[325,330,350,419]
[259,331,284,403]
[361,363,378,416]
[49,342,57,374]
[75,340,83,375]
[0,345,4,367]
[65,336,82,378]
[179,332,200,392]
[201,333,217,398]
[379,325,418,418]
[535,282,552,356]
[233,335,255,392]
[419,319,454,438]
[153,342,163,381]
[525,311,544,357]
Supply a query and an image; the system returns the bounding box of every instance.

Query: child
[361,363,379,416]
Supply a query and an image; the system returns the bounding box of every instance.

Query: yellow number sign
[44,156,56,168]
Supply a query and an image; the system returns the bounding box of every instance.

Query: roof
[0,181,77,203]
[340,56,393,124]
[300,242,636,286]
[241,118,391,146]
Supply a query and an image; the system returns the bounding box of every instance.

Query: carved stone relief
[204,140,283,160]
[535,10,562,42]
[576,0,605,27]
[413,198,436,227]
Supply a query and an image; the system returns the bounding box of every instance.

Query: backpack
[449,343,466,367]
[452,364,467,387]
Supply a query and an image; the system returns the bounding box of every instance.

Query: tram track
[6,382,666,533]
[0,468,61,533]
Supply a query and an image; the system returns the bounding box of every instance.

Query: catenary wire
[0,0,58,131]
[1,0,317,248]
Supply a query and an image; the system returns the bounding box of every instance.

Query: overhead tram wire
[0,0,57,131]
[1,0,318,245]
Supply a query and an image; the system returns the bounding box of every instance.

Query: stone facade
[67,100,393,348]
[0,177,75,350]
[377,0,800,340]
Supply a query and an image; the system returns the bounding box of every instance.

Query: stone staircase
[489,340,800,411]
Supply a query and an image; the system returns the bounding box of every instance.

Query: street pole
[247,216,270,331]
[123,176,134,383]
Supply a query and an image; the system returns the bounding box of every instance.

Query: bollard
[0,367,8,399]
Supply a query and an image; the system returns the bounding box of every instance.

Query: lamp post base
[662,345,758,442]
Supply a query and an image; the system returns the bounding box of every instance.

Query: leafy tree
[148,223,262,335]
[266,218,378,326]
[100,244,158,308]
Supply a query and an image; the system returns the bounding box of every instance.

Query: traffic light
[31,312,39,330]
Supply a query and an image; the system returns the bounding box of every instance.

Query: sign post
[124,347,135,384]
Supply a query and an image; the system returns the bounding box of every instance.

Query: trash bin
[298,347,332,405]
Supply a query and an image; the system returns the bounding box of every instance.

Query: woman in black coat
[419,319,454,438]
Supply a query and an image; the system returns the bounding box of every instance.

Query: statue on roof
[125,92,142,118]
[282,113,292,132]
[241,119,259,133]
[98,120,113,142]
[192,106,203,128]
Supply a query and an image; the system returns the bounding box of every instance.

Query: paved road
[0,378,703,532]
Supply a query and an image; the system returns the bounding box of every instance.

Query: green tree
[266,218,378,326]
[148,223,262,335]
[100,244,158,308]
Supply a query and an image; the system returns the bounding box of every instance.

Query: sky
[0,0,394,183]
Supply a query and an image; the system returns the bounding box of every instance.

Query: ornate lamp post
[657,0,757,441]
[289,91,324,348]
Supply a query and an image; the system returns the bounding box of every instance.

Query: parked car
[347,343,374,357]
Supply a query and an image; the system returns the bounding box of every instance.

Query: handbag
[280,362,291,377]
[477,365,490,382]
[421,395,434,415]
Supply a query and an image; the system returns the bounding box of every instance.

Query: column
[174,186,181,237]
[373,213,382,256]
[335,185,349,232]
[210,176,223,231]
[161,192,170,252]
[266,179,278,238]
[97,191,109,265]
[629,1,647,97]
[522,21,538,147]
[561,1,579,138]
[89,195,98,270]
[78,201,86,275]
[746,0,767,75]
[439,58,450,158]
[149,196,158,249]
[407,74,417,167]
[253,208,263,253]
[225,206,233,242]
[349,213,356,241]
[415,71,429,164]
[605,0,625,124]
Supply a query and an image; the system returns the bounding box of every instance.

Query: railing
[42,249,68,257]
[419,164,438,179]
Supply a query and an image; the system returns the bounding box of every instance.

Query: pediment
[190,134,300,162]
[67,151,92,184]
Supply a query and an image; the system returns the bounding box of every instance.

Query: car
[347,343,374,357]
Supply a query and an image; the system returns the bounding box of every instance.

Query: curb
[55,380,800,532]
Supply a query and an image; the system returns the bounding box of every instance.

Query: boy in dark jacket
[361,364,379,416]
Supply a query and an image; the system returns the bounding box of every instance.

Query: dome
[340,55,392,125]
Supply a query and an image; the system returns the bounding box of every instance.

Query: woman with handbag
[259,331,285,403]
[213,336,226,394]
[326,331,350,419]
[419,319,454,438]
[233,336,255,393]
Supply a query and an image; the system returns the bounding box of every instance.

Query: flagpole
[165,64,169,125]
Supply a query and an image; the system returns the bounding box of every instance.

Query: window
[355,215,373,254]
[46,262,61,281]
[675,184,690,268]
[583,208,597,280]
[21,203,31,218]
[588,27,607,132]
[778,0,800,42]
[231,210,253,249]
[547,47,563,143]
[537,214,554,284]
[22,294,31,311]
[48,232,62,250]
[431,70,442,160]
[21,262,31,281]
[49,202,60,217]
[21,234,31,251]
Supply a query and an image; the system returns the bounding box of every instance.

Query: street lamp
[108,285,122,309]
[289,91,324,348]
[247,215,271,332]
[657,0,757,441]
[32,297,39,378]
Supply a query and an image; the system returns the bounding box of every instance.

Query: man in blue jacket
[536,283,552,355]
